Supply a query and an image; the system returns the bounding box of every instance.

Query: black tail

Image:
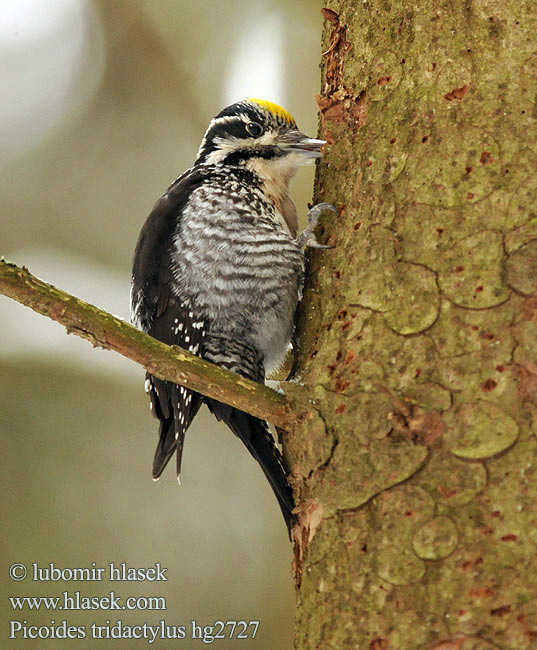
[207,399,295,536]
[149,377,202,481]
[152,417,177,479]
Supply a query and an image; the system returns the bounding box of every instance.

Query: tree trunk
[286,2,537,648]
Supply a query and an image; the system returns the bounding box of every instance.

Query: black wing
[132,166,295,532]
[131,167,213,480]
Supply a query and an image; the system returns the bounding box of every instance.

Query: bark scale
[284,2,537,648]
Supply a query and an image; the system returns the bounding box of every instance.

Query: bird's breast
[171,188,304,370]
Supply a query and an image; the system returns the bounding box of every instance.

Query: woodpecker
[131,98,333,534]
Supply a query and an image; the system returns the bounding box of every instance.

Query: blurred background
[0,1,324,648]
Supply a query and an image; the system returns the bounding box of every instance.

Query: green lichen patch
[433,636,502,649]
[430,296,519,358]
[345,226,398,311]
[311,389,393,449]
[315,436,428,514]
[431,296,519,404]
[513,321,537,366]
[436,351,518,402]
[400,382,452,412]
[401,124,501,208]
[383,262,440,334]
[503,148,537,229]
[370,486,436,585]
[376,544,426,586]
[309,393,429,513]
[281,383,336,477]
[299,329,349,389]
[372,485,436,526]
[437,231,509,309]
[393,191,514,273]
[505,240,537,295]
[338,355,387,395]
[484,438,537,558]
[445,401,519,459]
[370,437,429,480]
[338,306,370,340]
[505,221,537,254]
[365,134,409,186]
[419,452,487,508]
[368,51,403,102]
[499,49,537,137]
[412,516,459,559]
[351,393,394,443]
[314,443,374,513]
[392,203,452,270]
[349,317,444,400]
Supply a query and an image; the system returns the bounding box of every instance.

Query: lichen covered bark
[287,2,537,648]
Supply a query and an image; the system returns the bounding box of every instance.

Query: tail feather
[152,417,176,479]
[207,399,295,535]
[149,377,202,481]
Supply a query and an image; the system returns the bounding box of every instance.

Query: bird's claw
[306,240,335,250]
[297,203,338,250]
[306,202,338,225]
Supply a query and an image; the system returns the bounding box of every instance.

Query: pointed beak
[295,137,327,158]
[281,132,326,158]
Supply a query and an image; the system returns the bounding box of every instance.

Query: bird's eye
[246,122,263,137]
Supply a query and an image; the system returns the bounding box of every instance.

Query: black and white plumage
[130,98,328,534]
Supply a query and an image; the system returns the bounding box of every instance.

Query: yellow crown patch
[246,98,295,124]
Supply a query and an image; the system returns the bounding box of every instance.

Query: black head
[194,98,325,168]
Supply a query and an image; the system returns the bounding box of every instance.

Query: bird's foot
[297,203,338,250]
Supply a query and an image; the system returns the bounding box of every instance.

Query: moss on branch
[0,259,297,428]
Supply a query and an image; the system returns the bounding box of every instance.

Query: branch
[0,259,298,428]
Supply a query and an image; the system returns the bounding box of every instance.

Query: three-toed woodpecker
[131,98,329,533]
